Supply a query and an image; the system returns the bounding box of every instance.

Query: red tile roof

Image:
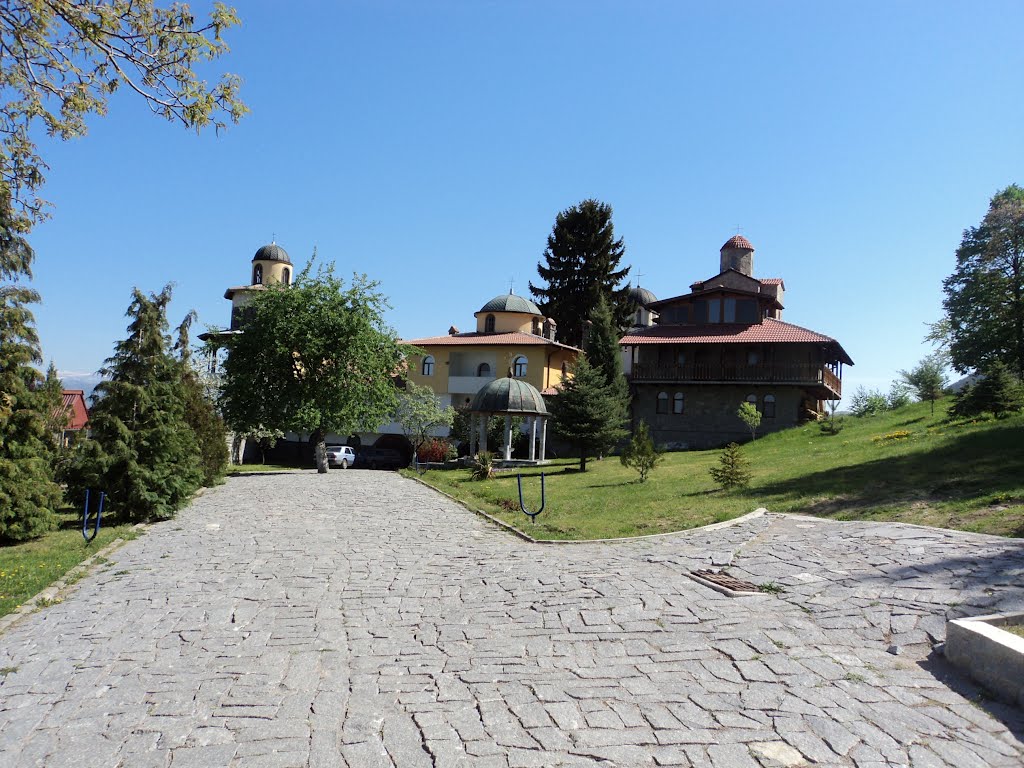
[620,318,853,364]
[760,278,784,286]
[722,234,754,250]
[403,331,579,351]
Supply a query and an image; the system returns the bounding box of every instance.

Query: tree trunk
[579,442,587,472]
[313,428,328,473]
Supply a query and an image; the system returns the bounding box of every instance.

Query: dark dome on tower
[252,243,291,263]
[629,285,658,307]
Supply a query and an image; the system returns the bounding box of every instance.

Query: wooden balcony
[630,362,842,399]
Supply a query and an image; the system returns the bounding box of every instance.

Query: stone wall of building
[631,384,810,450]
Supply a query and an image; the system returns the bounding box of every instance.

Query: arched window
[253,264,263,285]
[656,392,669,414]
[422,356,435,376]
[282,267,291,285]
[763,394,776,419]
[746,393,757,407]
[532,317,541,335]
[513,355,527,377]
[477,362,491,377]
[673,392,684,414]
[485,314,496,333]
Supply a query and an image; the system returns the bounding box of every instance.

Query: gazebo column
[503,414,513,461]
[540,418,548,461]
[480,414,488,454]
[469,413,477,456]
[529,416,538,461]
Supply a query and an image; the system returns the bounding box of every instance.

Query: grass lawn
[0,508,139,618]
[229,463,304,473]
[406,400,1024,540]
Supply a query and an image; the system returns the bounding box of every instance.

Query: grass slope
[408,400,1024,540]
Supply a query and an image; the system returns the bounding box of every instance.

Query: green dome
[478,293,542,316]
[470,377,548,415]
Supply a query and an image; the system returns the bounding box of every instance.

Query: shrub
[886,382,912,410]
[849,386,888,417]
[416,438,450,463]
[620,420,662,482]
[709,443,752,490]
[471,451,495,481]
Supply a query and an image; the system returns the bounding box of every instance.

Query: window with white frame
[763,394,776,418]
[422,355,435,376]
[673,392,684,414]
[477,362,491,377]
[513,355,528,377]
[656,391,669,414]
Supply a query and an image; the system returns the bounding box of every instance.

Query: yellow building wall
[473,311,542,334]
[408,344,576,394]
[251,260,293,287]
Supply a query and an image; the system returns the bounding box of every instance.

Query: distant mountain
[949,373,981,393]
[58,372,103,399]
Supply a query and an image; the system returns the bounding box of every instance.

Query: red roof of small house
[760,278,784,286]
[619,318,853,364]
[722,235,754,250]
[540,386,559,396]
[54,390,90,431]
[403,331,579,351]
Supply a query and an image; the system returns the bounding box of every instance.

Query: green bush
[709,443,752,490]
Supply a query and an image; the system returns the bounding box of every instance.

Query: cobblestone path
[2,471,1023,767]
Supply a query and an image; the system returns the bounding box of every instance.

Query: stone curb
[778,512,1024,542]
[0,522,149,637]
[406,474,766,544]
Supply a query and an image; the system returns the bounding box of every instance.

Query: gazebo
[468,377,550,464]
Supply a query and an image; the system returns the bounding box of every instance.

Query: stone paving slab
[2,471,1023,767]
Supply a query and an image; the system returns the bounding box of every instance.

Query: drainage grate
[688,569,761,596]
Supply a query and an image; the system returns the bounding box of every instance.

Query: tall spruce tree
[0,224,61,541]
[530,199,632,348]
[549,355,627,472]
[67,285,202,522]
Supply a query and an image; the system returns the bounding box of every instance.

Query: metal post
[540,419,548,461]
[503,414,512,461]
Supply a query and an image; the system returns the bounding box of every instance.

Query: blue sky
[26,1,1024,401]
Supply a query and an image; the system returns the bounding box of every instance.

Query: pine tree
[0,227,61,541]
[584,294,631,454]
[530,199,632,348]
[174,312,228,486]
[709,443,752,490]
[549,355,627,472]
[969,361,1024,418]
[66,285,202,522]
[620,420,662,482]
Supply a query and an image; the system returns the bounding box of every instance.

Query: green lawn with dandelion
[406,400,1024,540]
[0,508,138,618]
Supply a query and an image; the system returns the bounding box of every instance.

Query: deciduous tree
[737,401,761,441]
[395,381,455,457]
[530,199,632,348]
[218,266,412,473]
[942,185,1024,379]
[900,353,949,415]
[0,1,247,237]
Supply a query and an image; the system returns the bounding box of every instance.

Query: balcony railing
[630,362,841,396]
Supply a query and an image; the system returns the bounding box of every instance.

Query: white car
[326,445,356,469]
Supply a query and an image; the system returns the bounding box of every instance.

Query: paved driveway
[1,471,1023,767]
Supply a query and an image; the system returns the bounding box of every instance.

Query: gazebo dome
[252,243,291,263]
[629,285,658,306]
[470,377,548,415]
[478,293,542,316]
